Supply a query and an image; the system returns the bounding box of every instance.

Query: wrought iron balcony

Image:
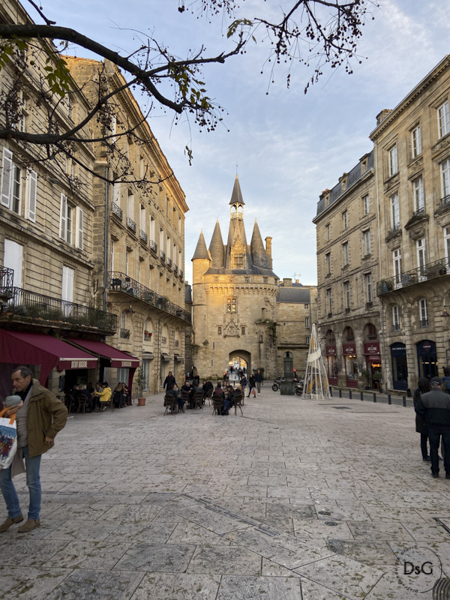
[108,271,191,324]
[126,217,136,233]
[179,270,184,281]
[378,257,449,296]
[160,250,165,262]
[120,328,131,339]
[139,230,148,244]
[441,194,450,207]
[1,287,117,334]
[174,265,178,275]
[174,339,179,347]
[111,202,123,221]
[161,336,167,344]
[0,267,14,302]
[167,257,172,270]
[420,319,429,328]
[149,240,157,254]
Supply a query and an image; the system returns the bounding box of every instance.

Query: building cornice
[370,55,450,140]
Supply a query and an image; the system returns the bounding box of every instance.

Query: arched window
[144,318,153,342]
[343,326,354,341]
[326,329,335,344]
[364,323,377,341]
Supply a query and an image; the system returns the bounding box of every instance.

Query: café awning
[0,330,98,384]
[66,339,140,368]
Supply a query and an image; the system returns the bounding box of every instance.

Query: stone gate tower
[191,176,279,379]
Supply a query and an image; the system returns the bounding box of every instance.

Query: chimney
[283,278,292,287]
[376,109,392,126]
[265,236,272,269]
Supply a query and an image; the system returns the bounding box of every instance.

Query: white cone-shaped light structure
[302,324,331,400]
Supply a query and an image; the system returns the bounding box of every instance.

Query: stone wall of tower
[191,272,279,379]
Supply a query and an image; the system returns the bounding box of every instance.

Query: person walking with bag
[0,366,67,533]
[247,374,256,398]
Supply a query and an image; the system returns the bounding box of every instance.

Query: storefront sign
[342,343,356,355]
[364,342,380,356]
[326,345,337,356]
[422,342,433,353]
[71,361,88,369]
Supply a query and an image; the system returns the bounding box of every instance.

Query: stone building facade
[276,279,318,378]
[66,57,191,393]
[191,177,317,380]
[371,55,450,392]
[0,0,117,397]
[313,151,382,390]
[314,55,450,393]
[192,176,279,379]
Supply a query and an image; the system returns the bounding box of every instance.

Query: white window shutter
[60,193,67,240]
[26,169,37,222]
[75,206,84,249]
[1,148,13,208]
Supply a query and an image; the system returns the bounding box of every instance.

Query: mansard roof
[277,285,311,304]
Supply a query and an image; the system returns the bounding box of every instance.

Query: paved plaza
[1,386,450,599]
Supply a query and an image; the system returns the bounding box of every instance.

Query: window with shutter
[26,170,37,222]
[1,148,13,208]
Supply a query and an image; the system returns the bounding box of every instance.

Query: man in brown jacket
[0,366,68,533]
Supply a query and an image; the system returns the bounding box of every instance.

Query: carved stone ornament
[223,318,240,338]
[409,225,426,241]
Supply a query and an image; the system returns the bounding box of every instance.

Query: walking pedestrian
[413,378,431,461]
[247,374,256,398]
[415,377,450,479]
[163,371,176,391]
[255,369,263,395]
[0,366,68,533]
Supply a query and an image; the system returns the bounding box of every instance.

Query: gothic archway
[229,349,251,376]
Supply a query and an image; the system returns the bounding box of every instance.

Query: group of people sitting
[212,382,244,415]
[66,381,130,412]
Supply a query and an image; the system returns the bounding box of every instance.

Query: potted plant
[361,369,371,389]
[135,367,146,406]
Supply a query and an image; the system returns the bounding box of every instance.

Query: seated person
[202,380,214,398]
[94,382,112,411]
[213,383,225,415]
[223,386,236,415]
[165,384,184,413]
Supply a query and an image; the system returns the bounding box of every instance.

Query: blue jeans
[0,446,41,520]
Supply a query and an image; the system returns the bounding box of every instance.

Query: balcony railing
[111,202,123,221]
[144,331,152,341]
[441,194,450,207]
[120,328,131,339]
[167,257,172,270]
[127,217,136,233]
[149,240,157,253]
[0,267,14,302]
[139,230,148,244]
[378,257,450,296]
[160,250,165,262]
[174,339,179,347]
[174,265,178,275]
[420,319,429,328]
[413,206,425,217]
[1,287,117,333]
[161,336,167,344]
[179,270,184,281]
[108,271,191,324]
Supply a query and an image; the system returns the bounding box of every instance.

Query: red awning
[66,339,140,368]
[0,330,98,384]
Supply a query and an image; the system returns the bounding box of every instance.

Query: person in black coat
[413,378,431,461]
[163,372,176,391]
[247,374,256,398]
[415,377,450,478]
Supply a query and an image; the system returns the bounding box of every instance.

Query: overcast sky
[34,0,450,285]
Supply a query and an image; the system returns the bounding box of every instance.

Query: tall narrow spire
[251,219,270,268]
[229,174,245,206]
[192,230,210,261]
[209,220,224,268]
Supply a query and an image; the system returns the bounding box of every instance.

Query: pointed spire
[192,230,210,261]
[229,174,245,206]
[251,219,270,268]
[209,220,224,268]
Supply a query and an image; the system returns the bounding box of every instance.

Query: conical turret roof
[192,230,210,261]
[209,220,225,268]
[251,219,270,268]
[229,175,245,206]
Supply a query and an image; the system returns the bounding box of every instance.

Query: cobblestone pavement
[1,387,450,599]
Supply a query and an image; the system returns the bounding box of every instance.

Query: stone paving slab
[1,389,450,599]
